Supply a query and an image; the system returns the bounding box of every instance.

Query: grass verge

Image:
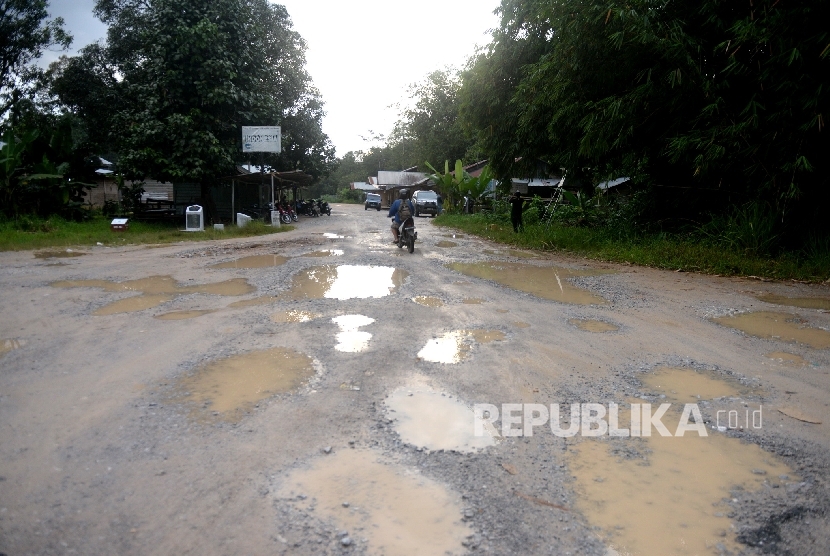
[434,214,830,282]
[0,216,293,252]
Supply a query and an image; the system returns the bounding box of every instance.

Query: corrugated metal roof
[377,171,427,186]
[597,177,631,191]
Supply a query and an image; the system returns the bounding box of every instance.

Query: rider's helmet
[399,189,409,199]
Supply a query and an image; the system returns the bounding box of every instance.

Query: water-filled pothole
[323,233,345,239]
[210,254,288,269]
[435,240,457,248]
[417,329,505,364]
[271,310,320,323]
[34,249,86,258]
[154,309,216,320]
[513,321,531,329]
[447,262,607,304]
[283,265,407,300]
[570,367,794,555]
[756,293,830,310]
[412,296,444,307]
[462,298,484,305]
[764,351,808,366]
[228,296,280,308]
[713,311,830,348]
[53,275,255,315]
[302,249,344,257]
[279,449,471,556]
[385,388,496,452]
[569,319,619,333]
[173,347,315,421]
[332,315,374,352]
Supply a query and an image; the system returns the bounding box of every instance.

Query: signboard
[242,126,281,153]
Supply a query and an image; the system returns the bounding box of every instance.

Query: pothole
[384,387,496,452]
[447,262,607,304]
[228,295,280,308]
[278,449,472,556]
[283,265,408,301]
[641,367,744,402]
[569,319,619,333]
[272,310,320,323]
[53,275,255,315]
[462,298,485,305]
[755,293,830,310]
[332,315,375,353]
[322,233,345,239]
[302,249,344,257]
[435,240,457,248]
[172,347,316,421]
[713,311,830,348]
[417,329,504,364]
[34,249,86,258]
[154,309,216,320]
[210,254,288,269]
[764,351,808,366]
[412,296,444,308]
[513,321,531,328]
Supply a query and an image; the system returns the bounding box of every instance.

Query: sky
[45,0,501,157]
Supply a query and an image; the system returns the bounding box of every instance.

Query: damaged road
[1,203,829,555]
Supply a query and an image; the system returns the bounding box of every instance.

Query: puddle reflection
[332,315,375,352]
[714,311,830,348]
[417,329,504,364]
[756,293,830,311]
[284,265,407,301]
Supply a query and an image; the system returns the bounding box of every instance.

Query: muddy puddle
[332,315,374,352]
[417,329,504,364]
[154,309,216,320]
[713,311,830,348]
[279,449,471,555]
[53,275,255,315]
[641,367,743,402]
[570,367,794,555]
[228,295,280,308]
[412,296,444,308]
[756,293,830,310]
[571,434,795,556]
[210,254,288,269]
[483,249,539,259]
[513,321,531,328]
[435,240,457,248]
[271,310,320,323]
[34,249,86,258]
[283,265,407,301]
[173,347,316,421]
[0,338,26,357]
[385,388,496,452]
[462,298,484,305]
[302,249,344,257]
[447,262,606,304]
[569,319,619,333]
[764,351,808,366]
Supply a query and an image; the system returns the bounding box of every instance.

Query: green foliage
[425,160,494,211]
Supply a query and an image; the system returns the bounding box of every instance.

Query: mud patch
[210,254,288,269]
[278,449,471,555]
[332,315,374,353]
[228,296,280,308]
[417,329,504,364]
[713,311,830,349]
[756,293,830,311]
[283,265,407,301]
[385,388,496,452]
[0,338,26,357]
[271,310,320,323]
[435,240,457,248]
[94,294,174,315]
[764,351,808,366]
[412,296,444,308]
[570,434,796,556]
[154,309,216,320]
[174,347,315,421]
[302,249,344,257]
[462,298,484,305]
[447,262,606,305]
[641,367,742,403]
[513,321,531,329]
[569,319,618,333]
[34,249,86,258]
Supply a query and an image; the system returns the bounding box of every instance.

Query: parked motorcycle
[395,217,416,253]
[316,198,331,216]
[296,199,319,217]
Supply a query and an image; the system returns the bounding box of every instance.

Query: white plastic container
[236,213,251,227]
[185,205,204,231]
[271,210,280,227]
[213,224,225,231]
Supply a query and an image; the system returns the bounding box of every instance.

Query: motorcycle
[276,203,293,224]
[296,199,319,217]
[395,217,416,253]
[316,198,331,216]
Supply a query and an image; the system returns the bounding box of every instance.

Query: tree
[0,0,71,119]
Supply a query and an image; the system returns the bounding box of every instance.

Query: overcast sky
[45,0,501,157]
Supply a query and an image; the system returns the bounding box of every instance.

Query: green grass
[434,214,830,282]
[0,215,293,252]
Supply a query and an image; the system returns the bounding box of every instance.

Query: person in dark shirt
[509,191,525,232]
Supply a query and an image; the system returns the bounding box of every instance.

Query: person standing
[509,190,524,232]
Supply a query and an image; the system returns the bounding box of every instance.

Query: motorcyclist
[388,189,414,243]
